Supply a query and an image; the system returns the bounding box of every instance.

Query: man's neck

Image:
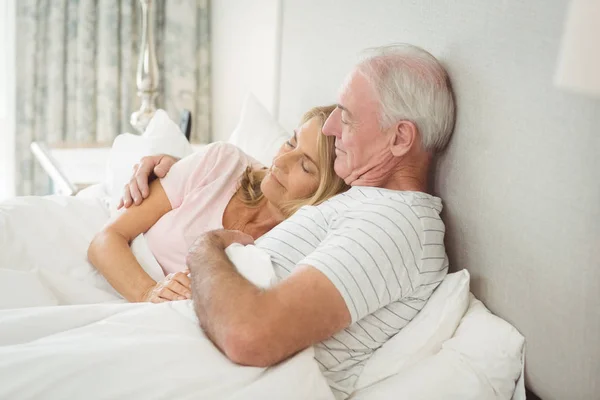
[351,153,431,193]
[379,167,429,192]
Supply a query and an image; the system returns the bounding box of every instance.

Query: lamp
[555,0,600,97]
[130,0,160,134]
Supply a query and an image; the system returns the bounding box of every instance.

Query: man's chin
[334,163,351,183]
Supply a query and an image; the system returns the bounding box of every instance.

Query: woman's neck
[224,194,285,240]
[246,201,283,239]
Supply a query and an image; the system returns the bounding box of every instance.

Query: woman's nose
[272,152,293,173]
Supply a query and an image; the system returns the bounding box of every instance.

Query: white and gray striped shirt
[256,186,448,399]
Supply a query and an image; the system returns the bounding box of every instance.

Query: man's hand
[186,230,254,270]
[199,229,254,249]
[184,228,350,368]
[118,154,179,209]
[140,270,192,303]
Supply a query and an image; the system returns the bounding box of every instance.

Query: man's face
[322,70,392,185]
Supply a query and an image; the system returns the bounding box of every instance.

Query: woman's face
[261,117,322,208]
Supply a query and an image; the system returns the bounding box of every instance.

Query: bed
[0,93,526,399]
[3,0,599,399]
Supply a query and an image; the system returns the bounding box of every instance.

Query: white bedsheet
[0,195,334,400]
[0,195,169,308]
[0,195,115,308]
[0,301,333,400]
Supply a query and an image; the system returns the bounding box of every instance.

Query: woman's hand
[141,270,192,303]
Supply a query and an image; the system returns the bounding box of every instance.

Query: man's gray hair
[357,44,456,152]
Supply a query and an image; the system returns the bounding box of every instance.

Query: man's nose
[322,109,341,138]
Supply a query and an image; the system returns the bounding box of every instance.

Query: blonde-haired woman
[88,105,349,304]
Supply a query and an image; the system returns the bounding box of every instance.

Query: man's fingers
[136,169,151,199]
[154,156,177,178]
[129,179,143,206]
[120,163,140,208]
[134,174,150,200]
[136,157,158,198]
[231,230,255,246]
[122,184,133,208]
[153,159,168,178]
[122,155,177,206]
[167,280,191,299]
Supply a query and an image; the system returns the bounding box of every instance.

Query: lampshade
[555,0,600,97]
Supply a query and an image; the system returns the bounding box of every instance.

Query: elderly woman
[88,105,349,303]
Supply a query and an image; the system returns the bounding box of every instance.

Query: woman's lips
[269,170,283,186]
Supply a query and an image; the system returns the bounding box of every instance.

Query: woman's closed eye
[301,160,310,173]
[286,133,315,174]
[286,134,298,148]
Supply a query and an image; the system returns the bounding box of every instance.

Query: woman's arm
[88,179,176,302]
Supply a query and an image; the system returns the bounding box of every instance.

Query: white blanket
[0,195,334,400]
[0,301,333,400]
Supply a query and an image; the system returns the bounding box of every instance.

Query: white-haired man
[123,44,455,399]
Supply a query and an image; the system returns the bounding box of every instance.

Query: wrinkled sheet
[0,195,334,400]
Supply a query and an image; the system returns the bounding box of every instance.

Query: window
[0,0,9,120]
[0,0,16,200]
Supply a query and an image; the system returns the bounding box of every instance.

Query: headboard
[273,1,600,399]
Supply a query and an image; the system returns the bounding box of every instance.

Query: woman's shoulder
[160,142,263,209]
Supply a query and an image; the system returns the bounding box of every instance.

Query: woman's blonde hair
[238,105,349,217]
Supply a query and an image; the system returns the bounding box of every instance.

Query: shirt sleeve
[159,142,244,209]
[299,202,424,323]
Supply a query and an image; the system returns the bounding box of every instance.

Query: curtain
[16,0,211,195]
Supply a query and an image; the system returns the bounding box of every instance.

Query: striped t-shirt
[256,186,448,399]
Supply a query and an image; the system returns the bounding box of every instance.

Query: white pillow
[228,93,290,166]
[105,110,193,212]
[352,294,525,400]
[356,269,471,389]
[443,294,525,399]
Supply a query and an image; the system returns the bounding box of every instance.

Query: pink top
[144,142,261,275]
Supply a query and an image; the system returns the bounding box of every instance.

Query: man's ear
[390,120,418,157]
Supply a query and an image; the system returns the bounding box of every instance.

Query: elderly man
[123,44,455,399]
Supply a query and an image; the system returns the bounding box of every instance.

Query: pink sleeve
[159,142,248,209]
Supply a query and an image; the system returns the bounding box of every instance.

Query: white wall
[277,1,600,399]
[210,0,281,142]
[0,0,16,200]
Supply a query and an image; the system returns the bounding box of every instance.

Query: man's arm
[187,230,351,367]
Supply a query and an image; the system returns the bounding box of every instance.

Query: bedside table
[31,141,206,195]
[49,143,112,193]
